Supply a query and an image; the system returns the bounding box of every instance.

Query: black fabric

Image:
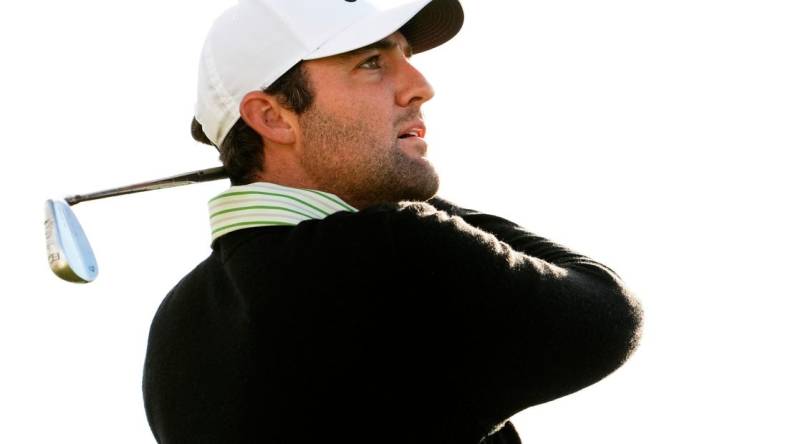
[143,196,642,443]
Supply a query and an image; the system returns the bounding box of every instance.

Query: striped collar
[208,182,358,241]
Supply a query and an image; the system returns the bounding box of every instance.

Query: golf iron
[45,166,229,283]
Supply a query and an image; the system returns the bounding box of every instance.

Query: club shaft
[65,167,229,206]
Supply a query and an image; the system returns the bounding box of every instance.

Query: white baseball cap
[195,0,464,147]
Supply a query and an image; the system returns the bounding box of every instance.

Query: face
[296,32,438,209]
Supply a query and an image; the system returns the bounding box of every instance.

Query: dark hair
[191,62,314,185]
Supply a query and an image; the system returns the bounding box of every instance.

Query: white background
[2,0,787,442]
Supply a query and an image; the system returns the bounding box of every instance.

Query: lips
[397,122,426,139]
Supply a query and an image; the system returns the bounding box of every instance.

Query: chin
[400,173,440,203]
[350,152,440,207]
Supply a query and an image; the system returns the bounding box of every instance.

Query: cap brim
[401,0,464,55]
[306,0,463,60]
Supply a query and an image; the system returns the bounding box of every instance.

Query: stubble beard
[298,107,440,209]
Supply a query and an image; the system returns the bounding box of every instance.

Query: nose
[395,58,435,108]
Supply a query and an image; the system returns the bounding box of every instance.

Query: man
[143,1,643,443]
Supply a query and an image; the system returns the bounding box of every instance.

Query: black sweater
[143,197,643,443]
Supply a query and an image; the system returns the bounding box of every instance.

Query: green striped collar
[208,182,358,241]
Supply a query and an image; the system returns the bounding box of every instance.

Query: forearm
[426,196,624,284]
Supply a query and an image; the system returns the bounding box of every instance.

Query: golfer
[143,1,643,443]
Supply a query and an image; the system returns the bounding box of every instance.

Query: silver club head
[45,199,98,283]
[43,166,228,283]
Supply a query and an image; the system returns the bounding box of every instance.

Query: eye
[358,55,382,70]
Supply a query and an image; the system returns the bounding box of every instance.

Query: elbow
[579,269,644,375]
[507,269,644,409]
[603,280,644,369]
[572,273,644,401]
[554,267,644,389]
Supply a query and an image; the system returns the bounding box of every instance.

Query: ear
[239,91,297,145]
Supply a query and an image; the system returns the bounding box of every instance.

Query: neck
[253,142,373,210]
[254,143,317,190]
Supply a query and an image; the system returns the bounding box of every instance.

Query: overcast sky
[2,0,787,442]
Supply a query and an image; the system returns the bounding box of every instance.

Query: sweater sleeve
[364,198,643,433]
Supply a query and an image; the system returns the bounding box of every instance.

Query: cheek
[324,93,386,120]
[327,102,394,143]
[318,83,394,121]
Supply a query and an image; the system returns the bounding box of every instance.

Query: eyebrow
[337,37,414,60]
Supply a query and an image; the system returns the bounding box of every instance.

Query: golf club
[45,166,229,283]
